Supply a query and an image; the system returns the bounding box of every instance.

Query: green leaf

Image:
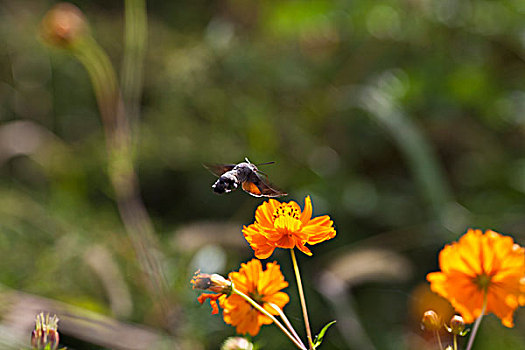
[313,320,336,348]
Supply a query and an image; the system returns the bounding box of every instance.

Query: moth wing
[257,181,288,198]
[203,163,236,177]
[242,181,263,197]
[242,172,287,198]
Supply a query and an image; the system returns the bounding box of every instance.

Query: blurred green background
[1,0,525,349]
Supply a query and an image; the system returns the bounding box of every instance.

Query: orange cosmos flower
[243,196,336,258]
[221,259,289,336]
[427,229,525,327]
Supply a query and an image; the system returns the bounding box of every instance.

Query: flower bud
[41,3,87,47]
[221,336,254,350]
[447,315,467,336]
[421,310,441,332]
[191,271,232,294]
[31,312,60,350]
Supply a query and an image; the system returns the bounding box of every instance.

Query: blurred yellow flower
[427,229,525,327]
[243,196,336,258]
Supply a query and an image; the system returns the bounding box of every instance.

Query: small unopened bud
[221,337,254,350]
[41,3,87,47]
[31,312,60,350]
[191,271,232,294]
[421,310,441,332]
[446,315,469,336]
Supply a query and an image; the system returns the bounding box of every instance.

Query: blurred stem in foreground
[41,3,170,320]
[121,0,147,127]
[356,75,455,238]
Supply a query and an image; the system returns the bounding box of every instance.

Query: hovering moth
[204,158,287,198]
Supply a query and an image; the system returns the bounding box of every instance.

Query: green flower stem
[453,334,457,350]
[121,0,147,126]
[465,295,488,350]
[290,249,315,350]
[267,302,303,346]
[232,286,307,350]
[68,35,169,310]
[72,38,118,126]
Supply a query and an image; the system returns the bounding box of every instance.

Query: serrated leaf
[313,320,336,348]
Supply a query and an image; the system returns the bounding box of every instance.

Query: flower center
[250,291,264,304]
[273,204,300,220]
[473,273,492,291]
[273,204,302,233]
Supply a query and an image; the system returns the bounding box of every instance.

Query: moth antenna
[255,161,275,166]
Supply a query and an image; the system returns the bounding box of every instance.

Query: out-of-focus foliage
[1,0,525,349]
